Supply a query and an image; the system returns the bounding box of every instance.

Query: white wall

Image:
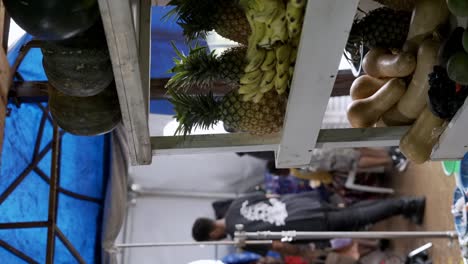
[131,114,267,193]
[123,196,232,264]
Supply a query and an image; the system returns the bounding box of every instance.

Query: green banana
[247,0,281,23]
[286,2,304,39]
[245,49,267,72]
[252,92,265,103]
[276,60,289,77]
[259,69,276,92]
[257,27,273,49]
[275,45,292,66]
[289,47,298,65]
[289,66,295,77]
[261,50,277,71]
[246,10,267,57]
[269,6,288,46]
[289,0,306,8]
[240,70,263,85]
[275,72,289,94]
[238,82,260,94]
[242,90,258,102]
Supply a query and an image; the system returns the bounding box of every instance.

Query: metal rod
[133,186,242,200]
[0,221,48,229]
[34,167,103,204]
[241,231,458,240]
[115,240,273,249]
[32,109,48,160]
[0,239,38,264]
[56,227,86,264]
[0,140,53,204]
[45,122,60,264]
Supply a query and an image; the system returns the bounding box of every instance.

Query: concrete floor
[372,161,461,263]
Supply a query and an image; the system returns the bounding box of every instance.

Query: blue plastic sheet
[0,228,47,263]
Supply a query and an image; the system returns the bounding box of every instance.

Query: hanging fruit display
[165,0,306,136]
[345,0,459,164]
[3,0,100,41]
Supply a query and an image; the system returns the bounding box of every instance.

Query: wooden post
[0,1,10,166]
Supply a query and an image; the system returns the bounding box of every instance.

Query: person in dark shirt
[192,192,425,254]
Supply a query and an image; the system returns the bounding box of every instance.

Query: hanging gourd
[41,21,114,97]
[3,0,100,40]
[48,83,122,136]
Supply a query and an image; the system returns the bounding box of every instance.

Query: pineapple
[169,89,287,136]
[347,8,411,52]
[166,0,251,45]
[167,44,247,91]
[372,0,416,11]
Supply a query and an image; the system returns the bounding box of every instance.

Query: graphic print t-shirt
[225,192,328,237]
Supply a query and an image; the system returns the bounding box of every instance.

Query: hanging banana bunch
[238,0,307,103]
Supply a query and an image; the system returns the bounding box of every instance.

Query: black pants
[326,198,405,231]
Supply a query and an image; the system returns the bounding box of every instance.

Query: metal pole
[46,122,60,264]
[115,240,273,249]
[240,231,458,240]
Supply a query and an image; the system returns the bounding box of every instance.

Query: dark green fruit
[439,27,464,66]
[448,0,468,17]
[49,83,122,136]
[3,0,99,40]
[463,28,468,53]
[447,52,468,85]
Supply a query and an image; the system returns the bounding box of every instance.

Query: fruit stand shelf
[99,0,468,166]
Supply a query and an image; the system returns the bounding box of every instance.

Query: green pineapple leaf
[168,89,222,136]
[166,42,222,91]
[164,0,218,41]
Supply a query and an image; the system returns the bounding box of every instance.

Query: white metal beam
[151,127,406,157]
[431,99,468,160]
[276,0,359,167]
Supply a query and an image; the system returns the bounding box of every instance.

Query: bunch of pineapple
[166,0,251,44]
[166,0,307,136]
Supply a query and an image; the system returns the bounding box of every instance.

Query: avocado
[439,27,465,66]
[448,0,468,17]
[447,51,468,85]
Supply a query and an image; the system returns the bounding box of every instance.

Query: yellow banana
[261,50,277,71]
[245,49,267,72]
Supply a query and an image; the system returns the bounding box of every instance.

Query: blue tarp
[0,6,199,263]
